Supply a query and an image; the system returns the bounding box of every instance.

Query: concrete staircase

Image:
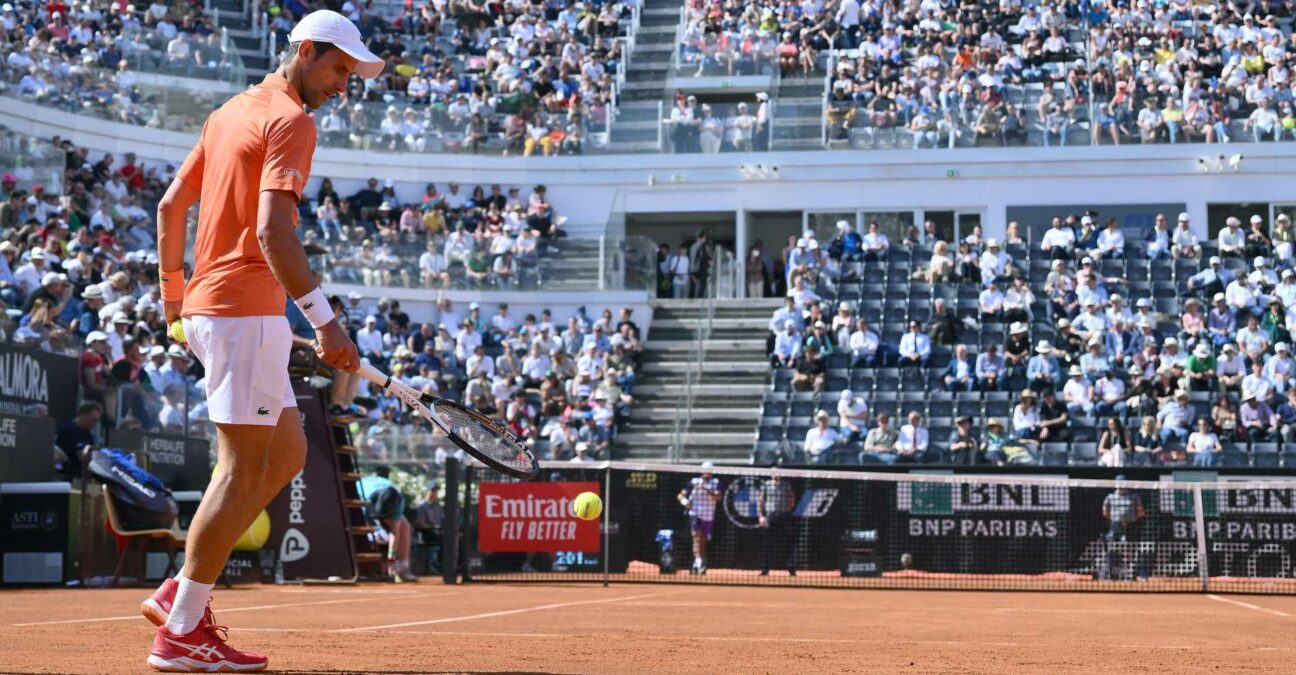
[619,299,780,462]
[610,0,683,153]
[771,72,826,151]
[211,0,271,81]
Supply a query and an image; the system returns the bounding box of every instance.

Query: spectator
[1098,417,1130,468]
[1172,213,1201,258]
[1241,392,1279,441]
[804,410,841,464]
[896,411,931,464]
[1030,385,1065,445]
[791,345,825,393]
[1157,389,1195,447]
[1131,416,1165,466]
[976,344,1006,391]
[942,344,975,392]
[837,390,869,442]
[772,321,801,369]
[898,320,931,369]
[1186,417,1222,468]
[1028,340,1062,392]
[1062,366,1094,416]
[848,318,881,367]
[948,416,980,465]
[861,222,888,261]
[860,413,897,464]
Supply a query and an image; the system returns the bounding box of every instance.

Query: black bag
[88,448,178,531]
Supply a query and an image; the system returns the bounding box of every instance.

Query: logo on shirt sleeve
[282,168,303,179]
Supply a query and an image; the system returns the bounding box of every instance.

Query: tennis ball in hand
[169,320,185,344]
[572,492,603,521]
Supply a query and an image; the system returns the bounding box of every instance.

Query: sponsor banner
[0,343,78,421]
[264,381,356,581]
[0,413,57,483]
[477,481,600,553]
[107,429,210,492]
[898,475,1072,513]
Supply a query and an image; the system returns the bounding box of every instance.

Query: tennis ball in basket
[572,492,603,520]
[169,320,185,343]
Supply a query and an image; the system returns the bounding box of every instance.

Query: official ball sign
[478,481,600,553]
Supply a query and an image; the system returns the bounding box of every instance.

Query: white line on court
[333,591,671,633]
[12,592,433,627]
[1206,594,1293,618]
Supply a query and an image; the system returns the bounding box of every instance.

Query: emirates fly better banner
[477,481,600,553]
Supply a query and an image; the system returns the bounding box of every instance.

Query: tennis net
[459,462,1296,594]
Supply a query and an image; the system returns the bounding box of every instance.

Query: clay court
[1,582,1294,674]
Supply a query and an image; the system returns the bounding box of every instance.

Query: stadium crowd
[0,125,622,473]
[275,0,638,154]
[0,0,234,127]
[814,1,1296,148]
[763,209,1296,468]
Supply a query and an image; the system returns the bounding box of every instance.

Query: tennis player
[677,462,721,574]
[142,10,381,672]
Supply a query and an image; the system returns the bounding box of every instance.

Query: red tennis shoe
[141,577,178,626]
[147,615,268,673]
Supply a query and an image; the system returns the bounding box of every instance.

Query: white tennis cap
[289,10,384,79]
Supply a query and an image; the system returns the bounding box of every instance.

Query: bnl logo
[793,489,839,518]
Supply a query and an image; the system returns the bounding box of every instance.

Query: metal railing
[667,249,722,462]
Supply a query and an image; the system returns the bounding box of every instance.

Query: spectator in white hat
[1218,216,1246,257]
[979,238,1012,286]
[1186,256,1234,299]
[1062,365,1094,416]
[1264,342,1296,395]
[1171,213,1200,258]
[837,389,869,441]
[1250,256,1279,289]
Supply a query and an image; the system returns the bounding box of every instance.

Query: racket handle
[356,362,392,390]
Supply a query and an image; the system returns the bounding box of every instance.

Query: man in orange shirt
[144,10,381,672]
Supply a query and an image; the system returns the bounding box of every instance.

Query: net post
[441,457,461,585]
[602,464,611,588]
[1192,484,1210,593]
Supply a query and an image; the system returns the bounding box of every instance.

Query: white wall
[4,96,1294,240]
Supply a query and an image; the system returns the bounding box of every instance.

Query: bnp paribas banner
[1159,472,1296,579]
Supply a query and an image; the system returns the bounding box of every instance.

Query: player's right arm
[256,111,358,372]
[257,189,359,372]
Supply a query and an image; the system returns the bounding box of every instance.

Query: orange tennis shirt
[177,73,315,317]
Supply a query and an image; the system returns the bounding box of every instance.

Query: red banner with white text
[477,481,601,553]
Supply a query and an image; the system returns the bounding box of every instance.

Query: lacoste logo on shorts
[257,406,270,416]
[283,168,303,179]
[303,301,315,310]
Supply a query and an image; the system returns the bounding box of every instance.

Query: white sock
[165,575,215,635]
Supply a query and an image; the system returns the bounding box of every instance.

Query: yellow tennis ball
[572,491,602,521]
[169,320,185,343]
[233,510,271,551]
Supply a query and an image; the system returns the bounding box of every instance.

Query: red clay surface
[2,581,1295,673]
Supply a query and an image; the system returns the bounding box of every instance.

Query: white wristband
[295,287,336,329]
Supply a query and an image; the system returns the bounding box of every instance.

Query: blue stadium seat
[1042,443,1069,466]
[1070,443,1098,464]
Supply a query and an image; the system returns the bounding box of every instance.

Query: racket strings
[431,401,537,475]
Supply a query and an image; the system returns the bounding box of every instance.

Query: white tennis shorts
[181,315,296,426]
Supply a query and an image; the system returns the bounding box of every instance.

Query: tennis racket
[357,362,540,480]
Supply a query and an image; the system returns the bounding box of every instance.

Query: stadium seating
[753,218,1296,469]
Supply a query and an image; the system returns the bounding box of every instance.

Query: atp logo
[793,488,839,518]
[280,527,310,563]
